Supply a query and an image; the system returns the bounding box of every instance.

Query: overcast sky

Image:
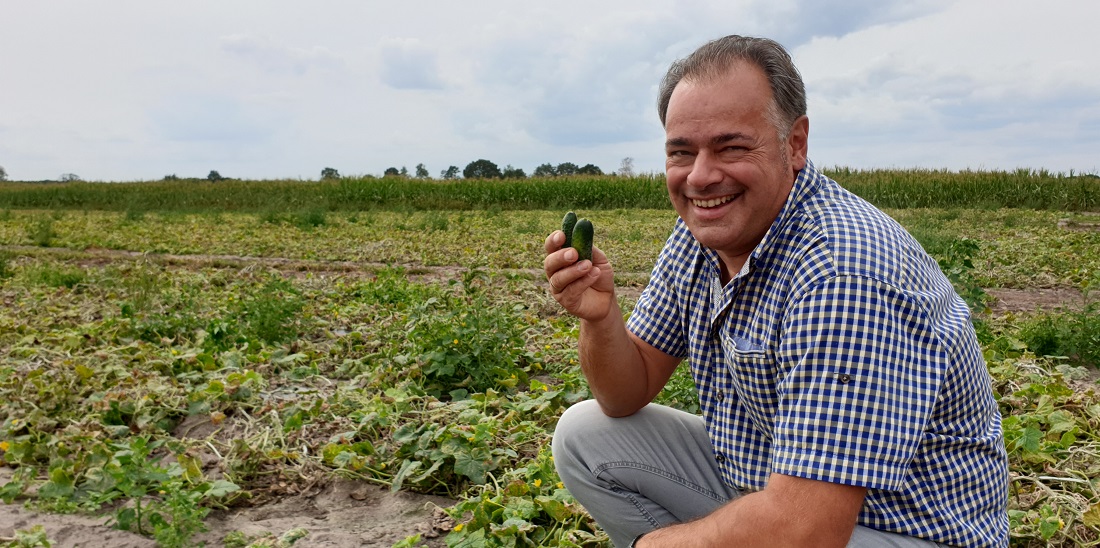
[2,0,1098,181]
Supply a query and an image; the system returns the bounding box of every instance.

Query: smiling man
[543,35,1009,547]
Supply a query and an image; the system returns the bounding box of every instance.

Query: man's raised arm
[543,229,681,416]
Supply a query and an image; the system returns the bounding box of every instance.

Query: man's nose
[685,150,722,189]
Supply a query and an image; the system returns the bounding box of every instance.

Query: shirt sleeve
[769,275,947,491]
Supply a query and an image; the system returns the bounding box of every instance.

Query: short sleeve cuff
[770,444,908,492]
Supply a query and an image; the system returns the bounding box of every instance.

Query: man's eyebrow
[711,132,751,145]
[665,132,751,148]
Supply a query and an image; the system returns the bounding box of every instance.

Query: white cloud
[796,0,1100,170]
[221,34,344,76]
[0,0,1097,180]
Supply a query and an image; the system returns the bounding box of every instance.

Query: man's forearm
[637,475,863,548]
[578,310,654,417]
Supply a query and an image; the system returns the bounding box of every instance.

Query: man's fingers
[544,230,565,254]
[548,257,592,291]
[551,264,600,300]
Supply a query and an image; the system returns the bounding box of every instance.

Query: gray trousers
[552,400,947,548]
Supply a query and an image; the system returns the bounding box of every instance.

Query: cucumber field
[1,171,1100,547]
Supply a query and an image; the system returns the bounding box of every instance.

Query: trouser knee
[550,400,604,478]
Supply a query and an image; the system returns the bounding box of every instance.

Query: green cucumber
[561,211,578,248]
[572,218,593,261]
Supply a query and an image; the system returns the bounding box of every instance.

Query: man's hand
[544,229,617,321]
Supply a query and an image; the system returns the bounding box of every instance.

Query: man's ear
[787,115,810,172]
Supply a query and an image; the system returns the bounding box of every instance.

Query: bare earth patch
[987,287,1087,314]
[0,502,157,548]
[0,470,453,547]
[195,479,454,547]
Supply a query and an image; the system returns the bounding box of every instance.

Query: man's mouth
[691,194,737,208]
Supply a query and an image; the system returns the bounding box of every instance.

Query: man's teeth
[693,195,734,208]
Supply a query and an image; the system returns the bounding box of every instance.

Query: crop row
[1,168,1098,212]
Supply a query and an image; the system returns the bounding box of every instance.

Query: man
[543,35,1008,547]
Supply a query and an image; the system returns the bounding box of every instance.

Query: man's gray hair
[657,35,807,137]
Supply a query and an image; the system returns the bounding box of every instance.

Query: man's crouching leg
[551,399,737,547]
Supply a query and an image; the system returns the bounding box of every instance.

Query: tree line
[0,158,637,183]
[372,158,633,181]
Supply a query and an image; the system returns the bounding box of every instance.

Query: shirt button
[716,453,726,464]
[717,391,725,402]
[837,373,851,384]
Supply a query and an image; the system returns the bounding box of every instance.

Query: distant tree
[440,165,460,179]
[207,170,223,182]
[383,167,400,177]
[556,162,580,176]
[415,163,429,178]
[400,166,409,177]
[578,163,603,175]
[163,174,180,181]
[463,159,502,179]
[321,167,340,180]
[618,157,635,177]
[501,165,527,179]
[60,173,82,182]
[0,166,7,181]
[533,163,557,177]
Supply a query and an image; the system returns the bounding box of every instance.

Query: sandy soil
[0,474,453,547]
[194,479,454,547]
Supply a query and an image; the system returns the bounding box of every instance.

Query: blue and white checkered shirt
[627,161,1009,546]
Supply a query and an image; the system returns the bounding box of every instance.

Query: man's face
[663,60,808,275]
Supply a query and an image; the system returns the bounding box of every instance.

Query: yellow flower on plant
[557,482,564,489]
[454,524,464,532]
[534,479,542,487]
[0,441,9,451]
[453,339,459,345]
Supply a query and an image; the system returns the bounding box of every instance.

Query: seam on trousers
[593,460,727,502]
[612,486,662,528]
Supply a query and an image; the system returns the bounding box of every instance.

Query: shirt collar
[752,159,822,261]
[700,159,824,284]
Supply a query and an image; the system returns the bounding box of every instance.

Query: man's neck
[716,252,749,285]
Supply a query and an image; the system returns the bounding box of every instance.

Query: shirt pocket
[720,334,780,438]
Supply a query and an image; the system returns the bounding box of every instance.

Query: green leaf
[178,453,203,482]
[1018,426,1042,454]
[38,467,75,499]
[454,448,492,484]
[1039,515,1063,539]
[391,459,422,492]
[536,496,573,522]
[447,528,489,548]
[204,479,240,498]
